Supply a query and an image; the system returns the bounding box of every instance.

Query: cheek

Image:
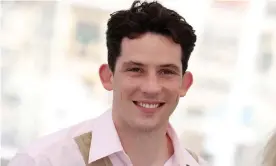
[162,81,183,103]
[163,79,183,93]
[165,88,180,107]
[123,76,140,88]
[114,76,139,96]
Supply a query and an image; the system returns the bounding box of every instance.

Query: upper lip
[133,100,165,104]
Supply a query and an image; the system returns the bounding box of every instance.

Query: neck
[114,120,174,166]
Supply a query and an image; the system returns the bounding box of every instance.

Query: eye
[127,67,143,73]
[159,69,176,75]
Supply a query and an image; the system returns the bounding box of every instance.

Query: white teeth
[137,102,160,108]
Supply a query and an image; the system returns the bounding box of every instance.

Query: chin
[131,120,164,132]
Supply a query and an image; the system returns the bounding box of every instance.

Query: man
[8,1,207,165]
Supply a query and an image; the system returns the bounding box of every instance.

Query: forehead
[118,33,182,67]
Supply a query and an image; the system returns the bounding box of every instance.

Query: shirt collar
[88,109,123,163]
[88,109,201,166]
[167,125,201,166]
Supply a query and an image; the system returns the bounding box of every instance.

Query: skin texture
[99,32,193,165]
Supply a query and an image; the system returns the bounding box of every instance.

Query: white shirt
[8,110,207,166]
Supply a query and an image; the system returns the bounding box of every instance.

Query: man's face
[100,32,193,131]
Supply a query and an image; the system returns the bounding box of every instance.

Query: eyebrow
[122,61,144,67]
[122,61,181,72]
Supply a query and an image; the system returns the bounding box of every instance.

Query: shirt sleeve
[8,153,52,166]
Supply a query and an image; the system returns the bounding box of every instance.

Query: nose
[140,73,162,97]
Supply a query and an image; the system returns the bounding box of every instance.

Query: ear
[179,71,193,97]
[99,64,113,91]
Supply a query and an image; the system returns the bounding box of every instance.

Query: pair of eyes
[126,67,177,75]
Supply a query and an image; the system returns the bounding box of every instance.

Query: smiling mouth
[133,101,165,108]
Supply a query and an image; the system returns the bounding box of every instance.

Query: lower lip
[134,102,163,114]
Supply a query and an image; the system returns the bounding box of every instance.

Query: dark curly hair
[106,0,197,74]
